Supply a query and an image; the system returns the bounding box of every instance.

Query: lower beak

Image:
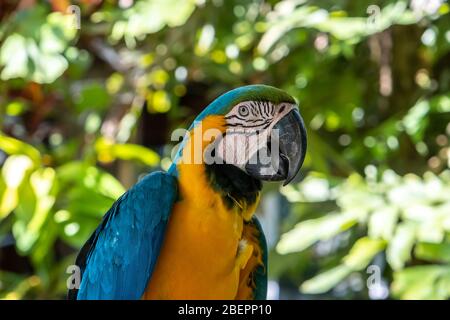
[245,108,307,185]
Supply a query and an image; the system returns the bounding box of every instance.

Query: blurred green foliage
[278,170,450,299]
[0,0,449,299]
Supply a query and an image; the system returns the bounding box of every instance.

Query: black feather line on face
[226,101,275,128]
[256,102,262,116]
[251,101,261,116]
[225,130,259,137]
[228,118,268,125]
[247,118,268,124]
[226,120,271,129]
[225,114,248,121]
[261,122,271,130]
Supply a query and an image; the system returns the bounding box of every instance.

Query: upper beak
[275,108,307,186]
[244,108,307,185]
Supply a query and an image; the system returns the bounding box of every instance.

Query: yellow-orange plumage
[142,116,262,300]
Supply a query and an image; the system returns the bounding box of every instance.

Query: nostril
[279,105,286,113]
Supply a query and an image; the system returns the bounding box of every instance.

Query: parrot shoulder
[68,171,178,300]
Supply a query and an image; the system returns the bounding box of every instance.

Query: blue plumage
[73,172,177,299]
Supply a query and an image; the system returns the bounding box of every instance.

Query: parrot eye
[238,105,249,117]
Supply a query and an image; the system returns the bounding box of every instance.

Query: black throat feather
[205,163,262,209]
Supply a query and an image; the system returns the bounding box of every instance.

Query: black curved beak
[275,108,307,185]
[245,108,307,185]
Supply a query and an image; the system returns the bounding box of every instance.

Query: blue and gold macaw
[68,85,307,300]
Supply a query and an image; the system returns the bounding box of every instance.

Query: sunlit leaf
[0,188,19,220]
[12,168,56,254]
[414,242,450,263]
[56,161,125,199]
[343,237,386,270]
[392,265,450,300]
[95,138,160,167]
[0,7,76,83]
[386,222,417,270]
[281,174,331,203]
[0,33,28,80]
[0,155,34,219]
[106,0,196,47]
[301,237,385,294]
[276,213,357,254]
[300,265,351,294]
[0,135,41,165]
[368,206,398,240]
[402,100,430,143]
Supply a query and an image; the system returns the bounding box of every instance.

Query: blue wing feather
[70,171,178,300]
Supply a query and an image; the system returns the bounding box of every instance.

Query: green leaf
[0,135,41,165]
[315,17,368,41]
[337,175,385,214]
[276,213,357,254]
[0,8,75,83]
[14,174,37,222]
[74,82,111,112]
[300,265,352,294]
[417,219,445,243]
[368,206,398,240]
[429,93,450,113]
[1,155,33,189]
[402,100,430,143]
[414,242,450,263]
[66,187,116,218]
[95,138,160,167]
[0,187,18,220]
[56,161,125,199]
[58,216,100,249]
[0,33,28,80]
[30,51,68,83]
[108,0,196,47]
[30,217,58,270]
[386,222,417,270]
[281,174,331,203]
[0,155,34,219]
[436,272,450,298]
[12,168,56,254]
[343,237,386,270]
[392,265,450,299]
[53,161,124,249]
[300,237,386,294]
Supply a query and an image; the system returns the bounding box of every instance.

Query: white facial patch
[214,101,297,171]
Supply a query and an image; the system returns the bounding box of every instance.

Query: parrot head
[172,84,307,187]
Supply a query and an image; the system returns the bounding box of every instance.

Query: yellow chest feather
[142,116,259,299]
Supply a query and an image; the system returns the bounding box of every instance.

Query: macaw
[68,84,307,300]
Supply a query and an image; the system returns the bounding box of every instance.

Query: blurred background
[0,0,449,300]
